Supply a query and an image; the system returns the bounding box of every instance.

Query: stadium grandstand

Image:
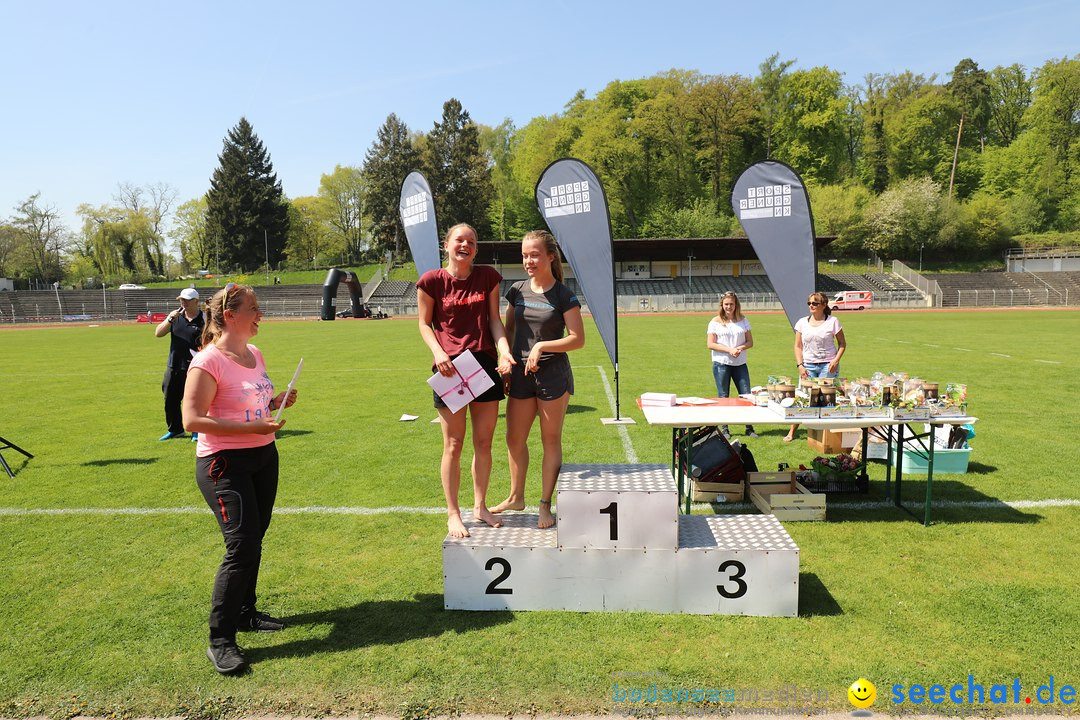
[3,241,1077,324]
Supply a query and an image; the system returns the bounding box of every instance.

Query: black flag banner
[535,158,627,421]
[730,160,818,330]
[399,171,441,277]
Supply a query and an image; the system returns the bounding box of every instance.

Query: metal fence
[940,288,1075,307]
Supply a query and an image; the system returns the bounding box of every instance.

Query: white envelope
[426,349,496,414]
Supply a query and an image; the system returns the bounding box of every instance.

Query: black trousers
[196,443,279,641]
[162,367,188,434]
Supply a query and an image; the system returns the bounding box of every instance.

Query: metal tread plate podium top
[443,511,555,548]
[558,463,674,493]
[442,511,798,553]
[679,514,797,551]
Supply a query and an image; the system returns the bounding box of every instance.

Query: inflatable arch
[320,268,368,320]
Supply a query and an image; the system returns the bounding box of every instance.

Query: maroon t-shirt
[417,266,502,356]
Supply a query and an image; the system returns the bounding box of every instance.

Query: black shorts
[432,349,505,409]
[508,354,574,401]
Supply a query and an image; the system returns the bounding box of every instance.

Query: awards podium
[443,464,799,616]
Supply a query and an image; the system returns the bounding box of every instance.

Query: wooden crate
[746,471,826,522]
[691,479,744,503]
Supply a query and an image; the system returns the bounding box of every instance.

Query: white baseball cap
[178,288,200,300]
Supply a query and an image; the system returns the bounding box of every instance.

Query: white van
[831,290,873,310]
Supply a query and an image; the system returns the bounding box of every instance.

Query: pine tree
[362,113,420,258]
[206,117,290,273]
[424,99,494,238]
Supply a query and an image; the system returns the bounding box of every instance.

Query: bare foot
[538,503,556,529]
[782,434,795,443]
[491,497,525,513]
[474,506,503,529]
[447,514,470,539]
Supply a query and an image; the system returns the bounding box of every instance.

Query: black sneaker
[239,610,286,632]
[745,426,759,438]
[206,640,247,674]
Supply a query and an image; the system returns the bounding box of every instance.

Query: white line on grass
[5,498,1079,517]
[1035,359,1062,364]
[991,352,1012,358]
[923,343,941,348]
[953,347,973,352]
[593,365,639,463]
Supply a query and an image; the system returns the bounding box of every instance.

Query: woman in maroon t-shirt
[417,223,515,539]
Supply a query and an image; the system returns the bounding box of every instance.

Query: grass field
[1,309,1078,718]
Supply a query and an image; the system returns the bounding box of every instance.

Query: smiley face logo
[848,678,876,709]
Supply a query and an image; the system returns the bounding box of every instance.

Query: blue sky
[2,0,1076,234]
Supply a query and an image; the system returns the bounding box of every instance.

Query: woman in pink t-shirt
[182,283,297,675]
[417,223,515,540]
[783,291,847,443]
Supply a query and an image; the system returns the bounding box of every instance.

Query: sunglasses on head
[221,282,237,313]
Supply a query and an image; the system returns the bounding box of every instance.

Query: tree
[363,113,421,258]
[1026,56,1080,187]
[10,193,68,284]
[689,73,758,213]
[0,223,18,278]
[172,197,211,271]
[113,182,177,276]
[859,74,891,192]
[285,196,336,269]
[755,53,796,158]
[987,64,1032,145]
[772,66,851,184]
[864,177,945,256]
[423,99,493,237]
[205,117,290,272]
[947,59,991,195]
[317,165,366,264]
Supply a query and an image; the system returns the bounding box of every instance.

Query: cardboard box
[807,428,862,454]
[855,406,891,418]
[691,479,744,503]
[745,471,825,522]
[819,406,856,418]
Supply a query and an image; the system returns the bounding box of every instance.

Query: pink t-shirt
[189,344,276,457]
[794,315,843,363]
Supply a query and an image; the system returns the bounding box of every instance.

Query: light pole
[919,243,924,272]
[264,230,270,287]
[687,250,695,295]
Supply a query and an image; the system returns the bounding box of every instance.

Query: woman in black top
[492,230,585,529]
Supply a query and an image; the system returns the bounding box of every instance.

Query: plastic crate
[890,447,971,474]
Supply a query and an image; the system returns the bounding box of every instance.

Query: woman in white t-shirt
[783,291,847,442]
[707,291,756,438]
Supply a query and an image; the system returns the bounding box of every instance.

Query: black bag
[677,426,745,485]
[738,443,758,473]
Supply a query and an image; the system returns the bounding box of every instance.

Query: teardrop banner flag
[399,170,441,277]
[731,160,817,329]
[535,158,630,424]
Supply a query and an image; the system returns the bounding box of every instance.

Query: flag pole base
[600,417,636,425]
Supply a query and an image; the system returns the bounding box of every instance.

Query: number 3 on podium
[717,559,747,598]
